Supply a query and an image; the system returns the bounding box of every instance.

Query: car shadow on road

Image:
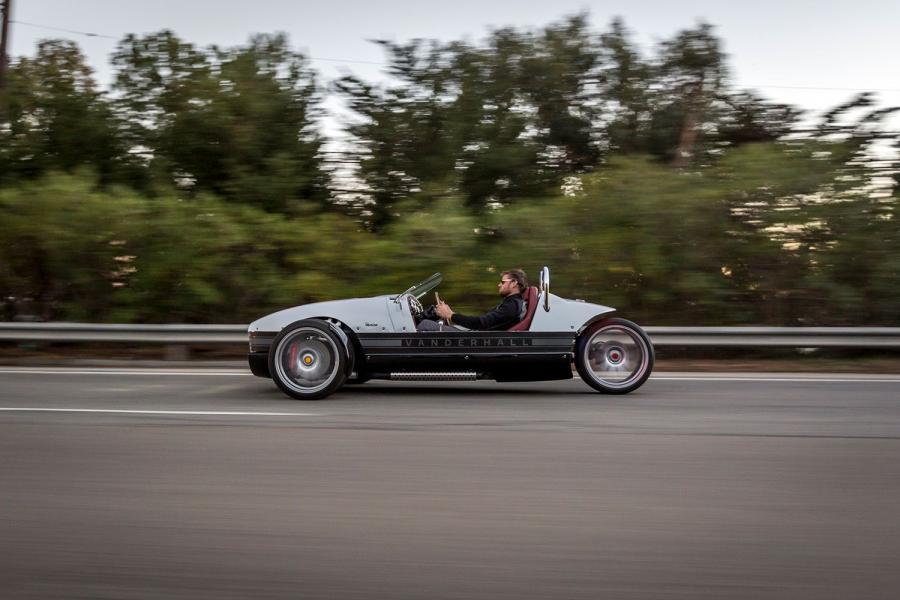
[340,385,553,396]
[249,379,601,404]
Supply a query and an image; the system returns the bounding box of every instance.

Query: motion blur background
[2,6,900,599]
[1,0,898,326]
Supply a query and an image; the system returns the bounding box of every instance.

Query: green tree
[0,173,140,320]
[598,18,653,155]
[112,31,329,213]
[336,15,604,226]
[650,23,728,166]
[0,40,123,185]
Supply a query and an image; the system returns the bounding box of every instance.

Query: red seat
[507,286,539,331]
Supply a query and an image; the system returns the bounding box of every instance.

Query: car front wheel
[575,318,654,394]
[269,319,348,400]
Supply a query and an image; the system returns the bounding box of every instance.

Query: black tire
[575,317,654,394]
[268,319,348,400]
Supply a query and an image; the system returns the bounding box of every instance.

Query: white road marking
[649,376,900,383]
[0,368,249,376]
[575,374,900,383]
[0,408,317,416]
[0,367,897,384]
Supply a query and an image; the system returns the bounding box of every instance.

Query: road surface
[1,368,898,599]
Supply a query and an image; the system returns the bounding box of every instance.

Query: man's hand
[435,300,453,321]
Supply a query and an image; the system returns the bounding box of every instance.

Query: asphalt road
[1,368,899,600]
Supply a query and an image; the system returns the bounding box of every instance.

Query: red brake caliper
[288,343,298,370]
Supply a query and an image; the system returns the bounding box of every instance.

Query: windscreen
[407,273,443,299]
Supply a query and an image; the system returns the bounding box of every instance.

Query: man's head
[498,269,528,297]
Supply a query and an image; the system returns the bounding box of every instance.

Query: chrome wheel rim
[583,325,650,389]
[274,328,340,394]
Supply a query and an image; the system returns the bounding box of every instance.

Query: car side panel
[357,331,575,358]
[528,293,615,333]
[356,331,577,382]
[248,295,410,334]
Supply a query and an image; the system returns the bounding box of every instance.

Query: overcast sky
[7,0,900,133]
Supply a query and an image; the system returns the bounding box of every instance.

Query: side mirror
[539,266,550,311]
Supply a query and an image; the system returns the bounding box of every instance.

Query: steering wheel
[406,294,424,318]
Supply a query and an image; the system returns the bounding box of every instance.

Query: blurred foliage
[1,145,896,325]
[0,173,371,322]
[335,16,604,225]
[335,17,805,222]
[0,40,124,185]
[0,17,898,325]
[110,31,329,212]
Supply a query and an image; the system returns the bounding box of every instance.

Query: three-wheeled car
[248,267,653,400]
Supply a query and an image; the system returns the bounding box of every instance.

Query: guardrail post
[164,344,190,361]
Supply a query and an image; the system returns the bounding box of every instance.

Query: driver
[416,269,528,331]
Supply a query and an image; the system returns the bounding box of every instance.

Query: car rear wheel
[269,320,347,400]
[575,318,654,394]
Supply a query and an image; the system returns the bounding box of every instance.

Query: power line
[11,19,388,67]
[8,19,900,94]
[10,18,387,67]
[308,55,385,66]
[750,84,900,93]
[12,19,384,66]
[11,19,116,40]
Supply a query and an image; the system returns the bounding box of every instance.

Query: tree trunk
[673,79,704,169]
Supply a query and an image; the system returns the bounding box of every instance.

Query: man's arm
[442,296,522,330]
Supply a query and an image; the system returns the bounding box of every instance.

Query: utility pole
[0,0,11,95]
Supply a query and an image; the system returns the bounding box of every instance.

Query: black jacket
[450,293,525,331]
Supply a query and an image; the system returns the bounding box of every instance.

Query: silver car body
[247,291,614,336]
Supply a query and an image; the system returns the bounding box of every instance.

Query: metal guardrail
[1,323,899,348]
[645,327,900,348]
[0,323,247,344]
